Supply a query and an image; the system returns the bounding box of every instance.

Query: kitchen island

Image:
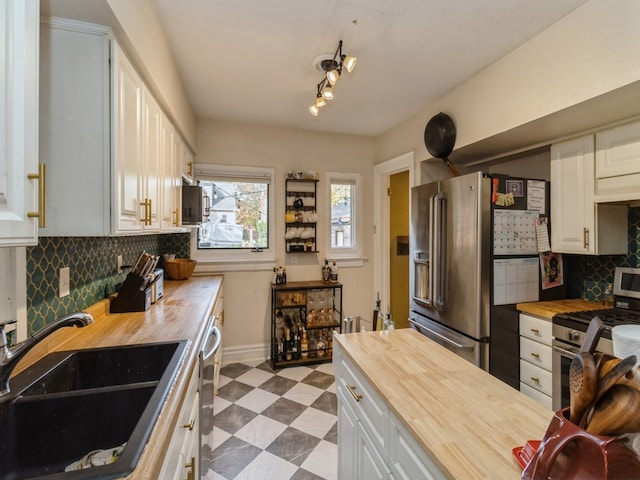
[334,328,552,479]
[11,275,223,480]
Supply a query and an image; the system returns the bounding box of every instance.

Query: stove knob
[567,330,580,342]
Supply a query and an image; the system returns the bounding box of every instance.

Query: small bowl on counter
[163,259,196,280]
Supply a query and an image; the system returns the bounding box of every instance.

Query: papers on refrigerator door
[493,258,539,305]
[493,210,539,255]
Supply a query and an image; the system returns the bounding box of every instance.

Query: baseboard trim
[221,343,270,365]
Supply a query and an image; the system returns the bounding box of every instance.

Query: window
[191,164,275,269]
[326,173,360,259]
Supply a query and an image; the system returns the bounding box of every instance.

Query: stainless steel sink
[0,340,188,480]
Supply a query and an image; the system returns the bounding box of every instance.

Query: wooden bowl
[164,259,196,280]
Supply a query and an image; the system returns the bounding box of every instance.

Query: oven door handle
[202,323,221,362]
[408,318,473,350]
[552,343,578,358]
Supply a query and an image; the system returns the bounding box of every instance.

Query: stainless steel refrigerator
[409,171,562,388]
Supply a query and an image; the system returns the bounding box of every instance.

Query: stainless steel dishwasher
[199,317,221,478]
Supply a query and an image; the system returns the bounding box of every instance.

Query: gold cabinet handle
[531,376,540,383]
[27,163,46,228]
[187,160,193,176]
[583,227,590,249]
[530,352,540,359]
[182,419,195,431]
[185,456,195,480]
[346,384,363,402]
[173,208,179,226]
[530,328,539,335]
[140,198,152,225]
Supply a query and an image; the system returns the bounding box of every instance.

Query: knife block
[110,272,151,313]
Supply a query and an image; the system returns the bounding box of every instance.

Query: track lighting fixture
[308,40,357,116]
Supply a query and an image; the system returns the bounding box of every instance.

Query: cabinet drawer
[337,354,388,453]
[519,314,552,345]
[520,336,552,371]
[520,382,552,410]
[520,360,552,396]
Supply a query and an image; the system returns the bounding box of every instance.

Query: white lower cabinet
[159,361,199,480]
[518,313,553,409]
[335,341,445,480]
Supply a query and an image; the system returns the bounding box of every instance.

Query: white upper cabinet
[595,120,640,202]
[0,0,40,246]
[39,18,185,236]
[113,42,146,233]
[160,118,180,230]
[551,135,627,255]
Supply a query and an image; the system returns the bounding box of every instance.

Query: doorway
[374,152,415,329]
[389,171,410,328]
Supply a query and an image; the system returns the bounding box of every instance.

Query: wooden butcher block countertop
[12,275,223,480]
[334,328,552,479]
[517,298,606,320]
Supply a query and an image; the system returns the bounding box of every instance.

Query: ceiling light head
[315,95,326,108]
[342,54,357,73]
[326,69,340,86]
[322,85,334,100]
[309,104,319,116]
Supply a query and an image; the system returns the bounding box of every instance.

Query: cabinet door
[550,136,595,254]
[160,117,177,230]
[113,44,144,233]
[595,121,640,202]
[358,423,389,480]
[338,388,358,480]
[182,144,194,184]
[0,0,39,246]
[142,88,161,231]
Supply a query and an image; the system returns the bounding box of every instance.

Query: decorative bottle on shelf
[271,267,278,285]
[330,261,338,283]
[285,328,292,361]
[322,259,330,282]
[300,328,309,359]
[291,331,299,360]
[282,267,287,284]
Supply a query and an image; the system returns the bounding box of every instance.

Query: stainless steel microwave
[182,185,205,225]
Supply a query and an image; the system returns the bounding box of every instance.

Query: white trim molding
[374,151,415,316]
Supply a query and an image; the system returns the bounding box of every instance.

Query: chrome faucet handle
[0,320,17,348]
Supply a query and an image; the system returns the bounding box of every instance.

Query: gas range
[552,267,640,354]
[553,307,640,341]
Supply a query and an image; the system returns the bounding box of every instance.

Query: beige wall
[196,119,376,360]
[375,0,640,171]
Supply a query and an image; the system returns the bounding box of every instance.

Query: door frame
[374,151,416,317]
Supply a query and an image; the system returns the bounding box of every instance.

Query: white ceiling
[150,0,590,137]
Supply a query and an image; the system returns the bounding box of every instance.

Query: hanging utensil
[424,112,460,177]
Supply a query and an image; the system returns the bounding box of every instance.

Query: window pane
[331,183,353,248]
[197,180,269,249]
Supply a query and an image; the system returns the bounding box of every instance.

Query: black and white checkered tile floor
[206,361,337,480]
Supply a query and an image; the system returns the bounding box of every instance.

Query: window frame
[190,164,276,271]
[325,172,362,262]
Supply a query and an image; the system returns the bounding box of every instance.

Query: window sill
[326,256,367,268]
[194,257,277,273]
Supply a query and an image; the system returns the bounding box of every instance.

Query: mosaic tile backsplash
[565,206,640,301]
[26,233,190,335]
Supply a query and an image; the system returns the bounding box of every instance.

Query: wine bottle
[300,328,309,359]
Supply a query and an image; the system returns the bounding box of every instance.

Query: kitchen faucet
[0,312,93,398]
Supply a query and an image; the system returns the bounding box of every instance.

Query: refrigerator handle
[433,192,447,311]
